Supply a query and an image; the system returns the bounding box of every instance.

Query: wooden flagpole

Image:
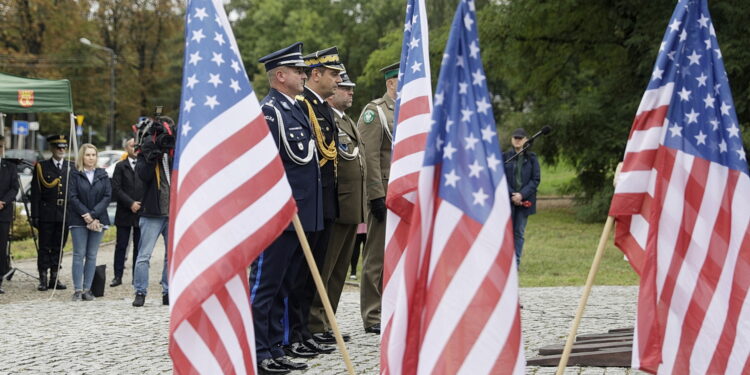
[291,214,356,375]
[556,163,623,374]
[555,215,615,374]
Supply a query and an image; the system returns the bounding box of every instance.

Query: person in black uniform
[30,135,70,291]
[110,138,141,287]
[284,46,343,354]
[249,42,323,375]
[0,137,20,294]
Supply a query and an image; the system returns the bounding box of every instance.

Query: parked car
[98,150,125,178]
[98,150,126,169]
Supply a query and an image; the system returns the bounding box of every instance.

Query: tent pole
[0,113,4,157]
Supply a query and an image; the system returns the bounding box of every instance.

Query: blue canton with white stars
[176,0,253,168]
[393,0,428,123]
[424,0,503,224]
[653,0,748,174]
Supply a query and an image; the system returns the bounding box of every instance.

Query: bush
[11,205,35,241]
[574,184,614,223]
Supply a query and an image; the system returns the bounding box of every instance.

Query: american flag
[168,0,296,373]
[610,0,750,373]
[391,1,524,373]
[381,0,433,372]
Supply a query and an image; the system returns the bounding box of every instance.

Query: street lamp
[80,37,116,148]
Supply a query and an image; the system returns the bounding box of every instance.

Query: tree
[479,0,750,214]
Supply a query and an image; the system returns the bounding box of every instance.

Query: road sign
[12,120,29,135]
[29,121,39,131]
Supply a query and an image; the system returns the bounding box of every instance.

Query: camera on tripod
[133,106,177,158]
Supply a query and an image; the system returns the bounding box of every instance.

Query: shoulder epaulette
[372,98,386,105]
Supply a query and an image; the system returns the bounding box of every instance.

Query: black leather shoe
[273,356,307,370]
[313,331,350,344]
[303,338,335,354]
[49,279,67,290]
[258,358,291,374]
[110,277,122,287]
[365,323,381,334]
[284,342,318,358]
[37,270,48,291]
[49,273,67,290]
[133,293,145,307]
[163,293,169,306]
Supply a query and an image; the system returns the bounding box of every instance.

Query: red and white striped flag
[168,0,296,373]
[381,0,433,373]
[610,0,750,373]
[385,1,525,374]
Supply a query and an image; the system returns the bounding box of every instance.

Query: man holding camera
[132,117,175,307]
[30,135,70,291]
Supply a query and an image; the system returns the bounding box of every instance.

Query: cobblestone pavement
[1,240,645,374]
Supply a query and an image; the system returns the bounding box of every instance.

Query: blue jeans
[70,227,105,291]
[511,207,529,268]
[133,216,169,296]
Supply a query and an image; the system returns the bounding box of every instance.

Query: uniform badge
[281,101,290,110]
[363,109,375,124]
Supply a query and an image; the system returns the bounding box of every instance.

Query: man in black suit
[0,136,20,294]
[110,138,141,287]
[30,135,70,291]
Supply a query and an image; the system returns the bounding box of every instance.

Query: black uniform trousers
[37,221,68,272]
[113,225,141,279]
[0,222,10,277]
[249,230,319,362]
[286,218,332,344]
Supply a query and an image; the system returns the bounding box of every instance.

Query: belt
[56,199,65,206]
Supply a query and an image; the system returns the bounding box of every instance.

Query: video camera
[134,106,177,159]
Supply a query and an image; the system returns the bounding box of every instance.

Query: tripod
[3,168,40,282]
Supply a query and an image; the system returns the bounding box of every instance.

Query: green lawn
[519,207,639,287]
[537,161,576,197]
[10,227,117,261]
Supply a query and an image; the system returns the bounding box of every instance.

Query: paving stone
[2,240,650,374]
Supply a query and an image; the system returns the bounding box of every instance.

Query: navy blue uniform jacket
[67,168,112,227]
[502,150,541,215]
[262,88,323,232]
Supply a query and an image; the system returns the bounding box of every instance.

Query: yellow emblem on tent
[18,89,34,108]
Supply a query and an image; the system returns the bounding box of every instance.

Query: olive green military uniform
[357,92,394,329]
[309,109,367,333]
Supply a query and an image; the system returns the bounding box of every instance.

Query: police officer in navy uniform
[249,42,323,375]
[30,135,70,291]
[285,46,344,354]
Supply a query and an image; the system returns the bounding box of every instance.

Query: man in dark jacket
[110,138,141,287]
[132,120,174,307]
[30,135,70,291]
[288,46,343,354]
[503,128,541,268]
[0,137,20,294]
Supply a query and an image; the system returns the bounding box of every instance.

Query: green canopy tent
[0,72,73,113]
[0,72,75,147]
